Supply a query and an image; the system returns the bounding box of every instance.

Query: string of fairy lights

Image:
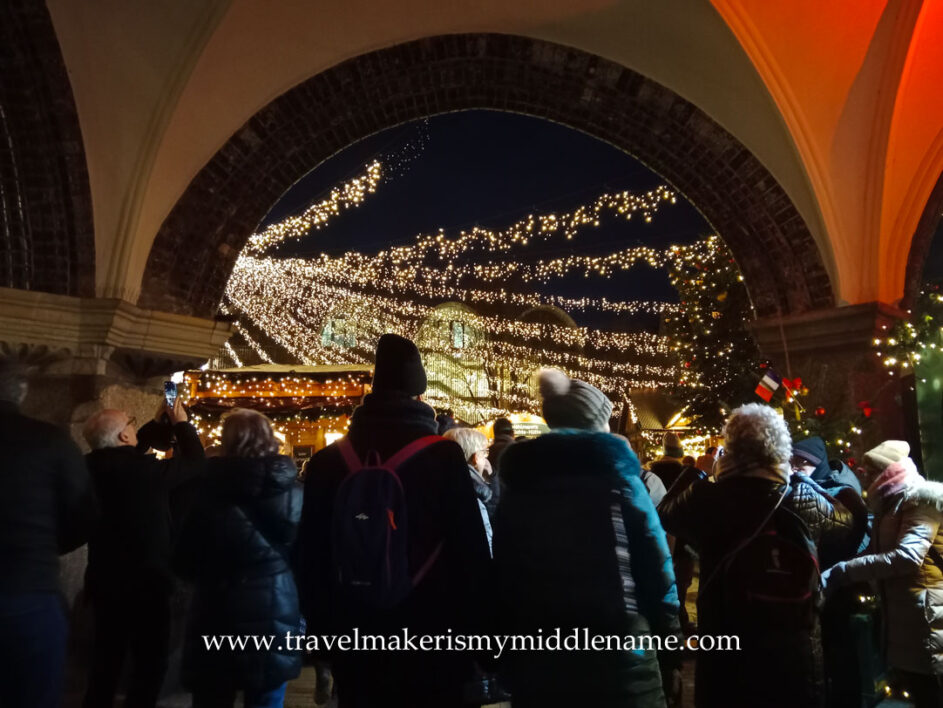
[244,121,431,255]
[214,144,746,425]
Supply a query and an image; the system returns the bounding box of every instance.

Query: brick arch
[903,171,943,308]
[140,33,834,319]
[0,1,94,296]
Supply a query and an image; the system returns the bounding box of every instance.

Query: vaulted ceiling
[38,0,943,311]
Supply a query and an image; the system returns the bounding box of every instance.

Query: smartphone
[163,381,177,407]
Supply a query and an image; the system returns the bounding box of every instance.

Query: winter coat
[649,456,684,492]
[0,401,96,593]
[488,433,515,474]
[641,468,667,506]
[494,429,679,707]
[659,465,852,707]
[825,477,943,675]
[794,436,863,496]
[295,391,492,703]
[794,437,869,557]
[174,455,303,692]
[467,464,494,553]
[85,420,205,594]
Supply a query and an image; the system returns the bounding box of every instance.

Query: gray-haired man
[82,397,205,708]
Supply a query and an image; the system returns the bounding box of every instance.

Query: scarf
[866,457,921,509]
[715,452,789,484]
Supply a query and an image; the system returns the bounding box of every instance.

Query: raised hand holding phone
[163,381,177,407]
[168,396,188,424]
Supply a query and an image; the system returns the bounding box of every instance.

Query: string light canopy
[219,145,756,426]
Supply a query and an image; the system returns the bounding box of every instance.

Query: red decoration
[782,377,803,393]
[814,407,827,418]
[857,400,873,418]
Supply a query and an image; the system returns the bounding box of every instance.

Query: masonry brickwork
[0,0,94,297]
[139,33,835,320]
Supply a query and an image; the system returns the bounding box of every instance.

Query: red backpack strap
[384,435,443,471]
[335,437,363,474]
[412,540,444,587]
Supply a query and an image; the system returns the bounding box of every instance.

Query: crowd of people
[2,332,943,707]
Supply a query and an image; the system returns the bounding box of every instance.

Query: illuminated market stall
[182,364,372,466]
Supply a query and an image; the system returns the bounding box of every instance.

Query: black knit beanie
[372,334,427,396]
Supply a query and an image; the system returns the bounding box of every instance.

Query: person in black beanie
[295,334,491,708]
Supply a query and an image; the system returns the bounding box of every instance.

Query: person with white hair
[0,360,96,708]
[443,427,493,554]
[81,396,205,708]
[658,403,854,707]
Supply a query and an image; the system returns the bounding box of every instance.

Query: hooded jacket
[824,461,943,675]
[495,429,679,706]
[794,437,863,496]
[174,455,303,692]
[793,437,868,565]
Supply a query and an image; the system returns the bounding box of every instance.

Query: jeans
[0,592,67,708]
[192,683,288,708]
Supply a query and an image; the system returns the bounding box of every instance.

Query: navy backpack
[332,435,444,610]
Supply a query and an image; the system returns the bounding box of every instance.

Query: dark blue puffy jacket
[174,455,303,692]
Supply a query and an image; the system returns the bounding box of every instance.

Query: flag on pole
[755,369,781,402]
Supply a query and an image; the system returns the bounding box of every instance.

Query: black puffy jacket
[659,467,834,707]
[790,474,862,569]
[174,455,303,693]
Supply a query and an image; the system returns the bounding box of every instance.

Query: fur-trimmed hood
[900,479,943,512]
[873,475,943,517]
[499,429,640,489]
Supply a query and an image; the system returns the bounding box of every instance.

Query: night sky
[260,110,722,331]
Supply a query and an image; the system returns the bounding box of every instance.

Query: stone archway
[903,170,943,309]
[139,33,834,320]
[0,1,94,297]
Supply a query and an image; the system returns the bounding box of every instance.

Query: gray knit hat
[538,369,613,431]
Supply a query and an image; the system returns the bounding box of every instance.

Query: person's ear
[117,427,133,445]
